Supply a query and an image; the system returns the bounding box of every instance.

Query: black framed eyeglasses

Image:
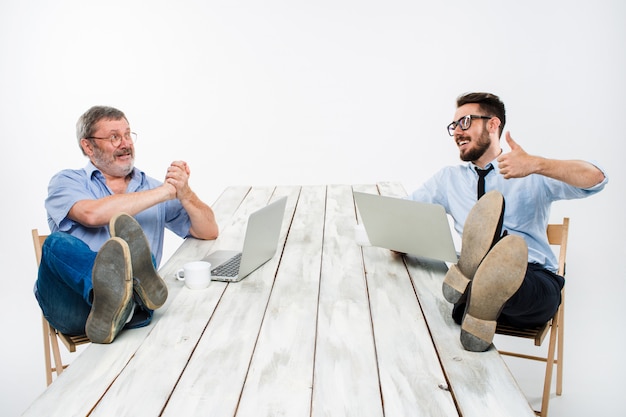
[86,132,137,147]
[447,115,493,136]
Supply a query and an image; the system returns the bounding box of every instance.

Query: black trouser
[452,262,565,327]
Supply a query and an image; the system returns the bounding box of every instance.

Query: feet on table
[442,190,504,304]
[459,235,527,352]
[442,191,528,352]
[86,237,135,344]
[110,213,168,310]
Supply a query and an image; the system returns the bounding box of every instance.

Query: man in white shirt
[410,92,607,351]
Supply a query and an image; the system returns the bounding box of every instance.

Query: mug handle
[175,269,185,281]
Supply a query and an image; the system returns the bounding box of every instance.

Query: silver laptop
[204,196,288,282]
[353,191,458,263]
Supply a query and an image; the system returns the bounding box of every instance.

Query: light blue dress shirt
[410,158,607,273]
[45,162,192,266]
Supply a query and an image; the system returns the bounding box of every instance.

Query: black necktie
[475,165,494,200]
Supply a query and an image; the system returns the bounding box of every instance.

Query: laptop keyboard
[211,253,242,277]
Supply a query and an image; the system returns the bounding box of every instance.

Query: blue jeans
[34,232,153,335]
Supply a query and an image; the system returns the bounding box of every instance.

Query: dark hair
[76,106,127,155]
[456,92,506,138]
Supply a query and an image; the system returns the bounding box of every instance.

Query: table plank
[312,184,384,417]
[376,182,535,417]
[353,184,459,416]
[236,185,327,417]
[160,186,300,417]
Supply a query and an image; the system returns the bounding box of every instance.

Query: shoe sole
[460,235,528,352]
[110,213,168,310]
[86,237,134,344]
[442,190,504,303]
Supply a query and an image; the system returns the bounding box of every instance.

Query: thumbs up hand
[497,132,538,179]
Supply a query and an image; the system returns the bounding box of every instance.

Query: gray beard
[91,146,134,177]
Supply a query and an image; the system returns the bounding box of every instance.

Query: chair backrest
[32,229,47,267]
[546,218,569,276]
[33,228,91,385]
[497,217,570,416]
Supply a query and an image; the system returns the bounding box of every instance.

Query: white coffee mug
[175,261,212,290]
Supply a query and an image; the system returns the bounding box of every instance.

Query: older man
[35,106,218,343]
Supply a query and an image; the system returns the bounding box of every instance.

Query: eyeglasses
[447,115,493,136]
[86,132,137,147]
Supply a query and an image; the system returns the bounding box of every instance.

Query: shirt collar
[468,157,501,173]
[84,161,143,184]
[85,161,99,177]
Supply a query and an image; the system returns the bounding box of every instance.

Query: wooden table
[23,183,534,417]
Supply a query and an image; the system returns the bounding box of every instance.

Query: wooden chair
[32,229,90,386]
[496,218,569,417]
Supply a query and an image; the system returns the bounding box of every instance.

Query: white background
[1,1,624,416]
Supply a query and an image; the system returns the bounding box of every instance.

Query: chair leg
[50,328,64,378]
[42,317,53,386]
[43,315,66,384]
[540,317,559,417]
[556,303,564,396]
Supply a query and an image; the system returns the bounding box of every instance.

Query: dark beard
[459,130,490,162]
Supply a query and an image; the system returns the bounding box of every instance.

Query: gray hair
[76,106,127,155]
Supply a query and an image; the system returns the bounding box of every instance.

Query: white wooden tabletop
[23,183,534,417]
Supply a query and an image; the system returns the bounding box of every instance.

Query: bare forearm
[534,157,605,188]
[500,133,606,188]
[179,191,219,239]
[69,187,172,227]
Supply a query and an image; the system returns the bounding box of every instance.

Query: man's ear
[488,117,501,135]
[80,138,94,156]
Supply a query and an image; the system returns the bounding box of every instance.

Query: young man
[410,92,607,351]
[34,106,219,343]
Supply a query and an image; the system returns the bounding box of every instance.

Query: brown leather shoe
[110,213,168,310]
[86,237,134,344]
[460,234,528,352]
[442,190,504,304]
